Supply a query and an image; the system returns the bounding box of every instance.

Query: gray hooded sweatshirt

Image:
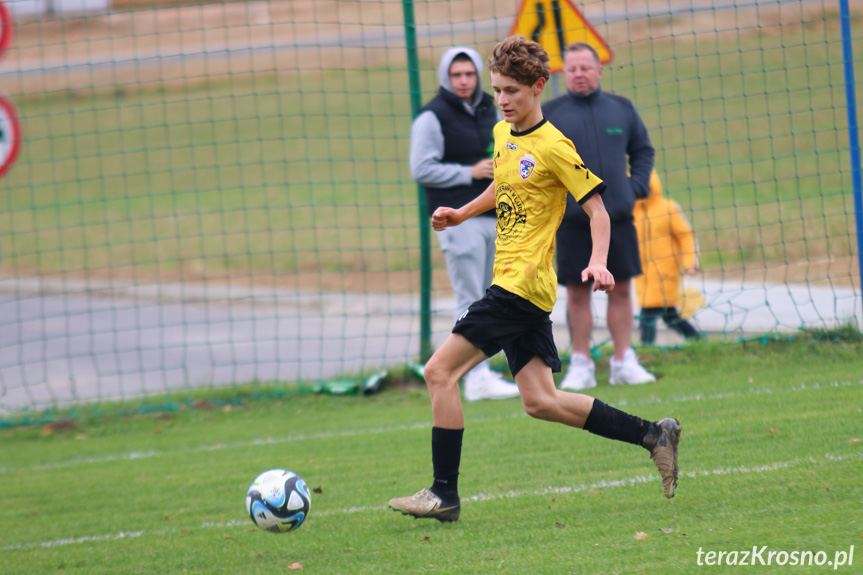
[409,47,501,188]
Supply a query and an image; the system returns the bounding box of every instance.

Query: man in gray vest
[409,47,519,401]
[544,42,656,389]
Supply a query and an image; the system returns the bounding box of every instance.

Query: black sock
[430,427,463,500]
[583,400,653,447]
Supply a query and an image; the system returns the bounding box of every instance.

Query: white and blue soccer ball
[245,469,311,533]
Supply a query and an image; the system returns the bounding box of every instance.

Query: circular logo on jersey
[496,182,526,245]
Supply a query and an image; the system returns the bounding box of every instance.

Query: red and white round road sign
[0,0,12,61]
[0,96,21,178]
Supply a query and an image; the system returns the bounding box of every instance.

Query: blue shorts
[452,286,562,377]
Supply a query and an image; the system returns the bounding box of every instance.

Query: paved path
[1,276,858,411]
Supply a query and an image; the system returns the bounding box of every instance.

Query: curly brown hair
[487,35,551,86]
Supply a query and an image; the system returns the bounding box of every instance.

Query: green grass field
[1,338,861,574]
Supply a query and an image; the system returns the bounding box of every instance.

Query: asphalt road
[1,277,858,411]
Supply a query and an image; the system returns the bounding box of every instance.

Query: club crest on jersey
[519,154,537,180]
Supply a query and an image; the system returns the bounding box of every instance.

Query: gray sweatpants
[435,215,498,374]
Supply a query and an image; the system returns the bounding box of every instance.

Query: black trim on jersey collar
[576,182,607,206]
[510,118,547,137]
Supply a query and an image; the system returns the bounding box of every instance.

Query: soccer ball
[245,469,311,533]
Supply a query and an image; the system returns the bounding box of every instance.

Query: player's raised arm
[580,193,615,292]
[431,181,496,231]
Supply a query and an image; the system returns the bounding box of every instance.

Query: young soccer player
[389,36,681,523]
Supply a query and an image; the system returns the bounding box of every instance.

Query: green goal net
[0,0,860,418]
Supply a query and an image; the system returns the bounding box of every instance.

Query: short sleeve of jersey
[547,138,604,203]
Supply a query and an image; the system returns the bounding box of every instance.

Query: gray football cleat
[388,488,461,522]
[643,418,681,498]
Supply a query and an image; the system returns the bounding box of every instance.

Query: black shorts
[556,219,642,285]
[452,285,562,377]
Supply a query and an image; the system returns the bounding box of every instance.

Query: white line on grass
[0,421,434,474]
[2,451,860,552]
[1,379,860,475]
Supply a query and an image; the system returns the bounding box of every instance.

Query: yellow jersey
[491,119,605,311]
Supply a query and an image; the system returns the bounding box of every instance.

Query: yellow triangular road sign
[510,0,613,73]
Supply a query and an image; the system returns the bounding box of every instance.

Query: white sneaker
[609,348,655,385]
[560,352,597,390]
[463,367,520,401]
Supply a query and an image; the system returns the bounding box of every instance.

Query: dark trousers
[639,307,702,345]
